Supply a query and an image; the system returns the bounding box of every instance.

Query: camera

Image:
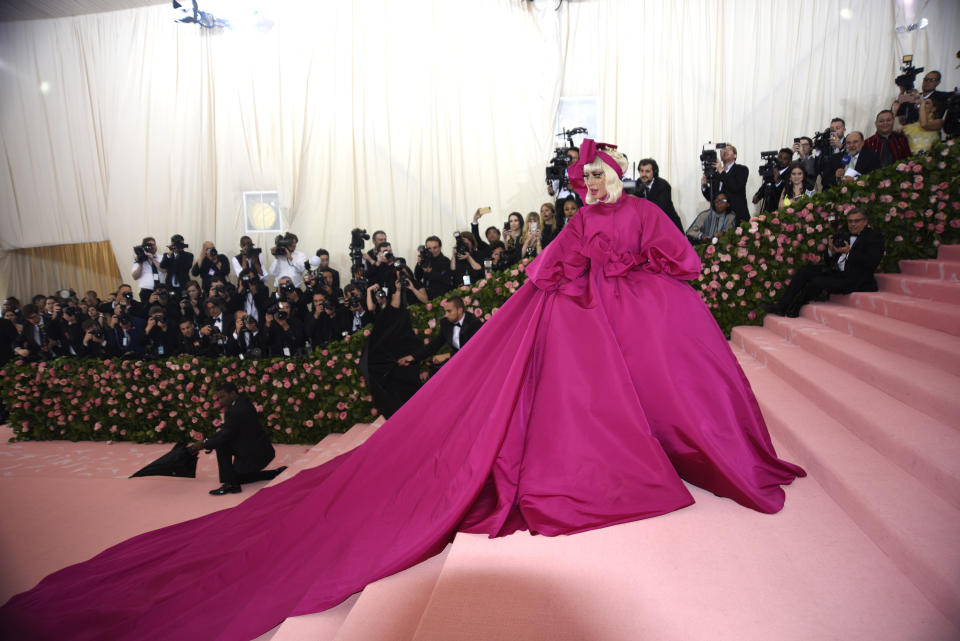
[206,246,218,258]
[168,234,188,252]
[89,327,104,339]
[279,282,296,295]
[116,312,133,326]
[62,306,79,317]
[700,142,727,178]
[120,291,134,302]
[418,245,431,263]
[272,233,295,257]
[895,54,924,91]
[151,314,165,323]
[155,289,169,302]
[242,243,262,258]
[242,315,255,325]
[454,232,470,256]
[133,244,150,262]
[320,299,334,311]
[375,288,387,300]
[545,127,587,187]
[758,151,779,181]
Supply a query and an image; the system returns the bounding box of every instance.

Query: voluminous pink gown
[0,195,803,641]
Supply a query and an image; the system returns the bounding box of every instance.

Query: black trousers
[214,445,275,485]
[776,263,852,314]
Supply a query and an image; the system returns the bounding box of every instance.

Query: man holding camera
[894,70,949,127]
[450,232,484,286]
[186,382,286,495]
[232,236,267,283]
[106,310,145,357]
[131,237,165,304]
[415,236,452,299]
[363,231,388,266]
[176,318,207,356]
[98,283,145,319]
[315,249,341,295]
[144,306,179,358]
[236,267,270,322]
[752,149,792,214]
[160,235,193,296]
[792,136,818,180]
[268,232,306,288]
[265,300,305,357]
[397,296,482,371]
[763,208,883,318]
[304,292,344,348]
[228,311,267,358]
[80,318,108,357]
[192,241,230,292]
[701,145,749,224]
[342,284,374,335]
[818,118,848,190]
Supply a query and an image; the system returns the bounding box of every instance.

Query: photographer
[395,261,428,306]
[13,304,59,361]
[227,311,267,358]
[342,283,374,334]
[632,159,683,231]
[304,292,346,348]
[700,144,749,224]
[207,276,241,316]
[200,297,228,335]
[818,118,847,190]
[106,310,145,357]
[144,306,179,358]
[471,208,500,257]
[231,236,266,283]
[366,241,402,291]
[450,232,484,286]
[894,70,948,127]
[192,241,231,292]
[265,300,305,358]
[315,249,341,294]
[488,241,509,273]
[268,232,306,288]
[57,304,86,357]
[363,231,388,266]
[146,286,180,323]
[160,234,194,296]
[100,284,145,319]
[176,318,209,356]
[764,208,883,317]
[236,267,269,322]
[177,281,204,322]
[131,237,165,304]
[546,146,580,200]
[272,276,309,324]
[791,136,817,181]
[358,278,421,418]
[752,149,791,214]
[413,237,452,299]
[79,318,108,358]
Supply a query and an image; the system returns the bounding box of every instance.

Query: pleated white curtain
[0,0,956,298]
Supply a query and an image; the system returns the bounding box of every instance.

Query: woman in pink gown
[0,140,803,641]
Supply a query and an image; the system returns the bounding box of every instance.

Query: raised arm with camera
[232,236,267,282]
[267,233,307,288]
[159,235,194,295]
[131,237,166,303]
[192,241,231,292]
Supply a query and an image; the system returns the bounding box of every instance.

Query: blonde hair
[583,148,629,204]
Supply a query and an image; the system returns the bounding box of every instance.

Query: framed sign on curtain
[243,191,283,235]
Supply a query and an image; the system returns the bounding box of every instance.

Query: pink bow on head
[568,139,623,201]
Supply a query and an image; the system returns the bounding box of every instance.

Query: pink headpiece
[568,139,623,201]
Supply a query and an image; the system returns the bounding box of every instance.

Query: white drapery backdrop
[1,0,957,298]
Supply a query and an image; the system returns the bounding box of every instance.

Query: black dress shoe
[209,484,242,496]
[262,466,288,481]
[760,302,785,316]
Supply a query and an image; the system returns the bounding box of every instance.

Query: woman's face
[540,205,554,223]
[584,168,607,200]
[508,214,523,232]
[563,200,579,218]
[791,168,804,184]
[187,285,200,300]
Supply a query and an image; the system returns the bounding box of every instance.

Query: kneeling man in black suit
[397,296,482,371]
[764,207,884,318]
[188,382,286,495]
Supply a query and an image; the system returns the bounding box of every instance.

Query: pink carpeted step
[836,291,960,337]
[267,420,385,487]
[731,325,960,508]
[330,544,451,641]
[877,273,960,305]
[759,316,960,427]
[252,595,360,641]
[899,258,960,281]
[729,341,960,629]
[800,302,960,377]
[938,244,960,262]
[411,474,957,641]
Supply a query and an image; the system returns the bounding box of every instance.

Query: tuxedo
[13,321,56,361]
[413,312,483,362]
[227,328,268,358]
[191,254,230,292]
[772,227,884,316]
[107,317,146,356]
[202,395,276,486]
[633,178,683,230]
[702,163,749,224]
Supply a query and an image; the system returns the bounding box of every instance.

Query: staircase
[254,247,960,641]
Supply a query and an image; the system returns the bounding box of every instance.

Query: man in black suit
[822,131,881,186]
[701,145,750,224]
[159,234,194,296]
[12,304,58,361]
[632,158,683,230]
[818,117,848,190]
[396,296,482,370]
[763,208,884,318]
[187,383,285,495]
[106,310,146,356]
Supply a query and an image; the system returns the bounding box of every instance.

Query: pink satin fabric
[0,196,803,641]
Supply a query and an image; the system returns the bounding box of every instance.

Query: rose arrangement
[3,142,957,443]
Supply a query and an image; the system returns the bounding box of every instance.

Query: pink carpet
[2,246,959,640]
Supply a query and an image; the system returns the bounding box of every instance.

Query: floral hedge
[2,141,958,443]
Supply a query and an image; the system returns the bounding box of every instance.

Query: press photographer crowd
[1,56,957,405]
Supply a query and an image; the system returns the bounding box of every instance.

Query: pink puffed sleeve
[635,199,701,281]
[525,214,589,293]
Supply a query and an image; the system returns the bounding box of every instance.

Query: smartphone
[793,138,800,143]
[530,222,539,232]
[478,206,491,215]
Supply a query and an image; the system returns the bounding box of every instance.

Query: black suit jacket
[203,395,275,472]
[413,313,482,361]
[823,148,882,186]
[635,178,683,230]
[160,252,194,290]
[702,164,749,224]
[828,227,885,292]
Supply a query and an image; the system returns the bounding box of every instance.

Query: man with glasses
[685,192,736,245]
[763,208,883,318]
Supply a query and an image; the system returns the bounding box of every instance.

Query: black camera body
[133,245,150,262]
[895,56,924,91]
[758,151,779,181]
[700,142,727,178]
[168,234,188,252]
[272,234,295,257]
[454,232,470,256]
